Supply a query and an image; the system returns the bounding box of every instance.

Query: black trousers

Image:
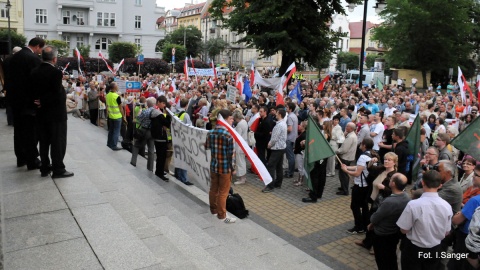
[351,185,370,231]
[266,149,285,188]
[448,229,475,270]
[401,238,442,270]
[256,143,268,165]
[12,109,39,166]
[309,158,327,200]
[339,158,352,194]
[89,108,98,126]
[39,120,67,174]
[373,232,400,270]
[154,141,168,176]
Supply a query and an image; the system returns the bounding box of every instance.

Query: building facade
[163,8,180,34]
[328,14,350,73]
[0,0,24,35]
[23,0,165,59]
[177,2,206,30]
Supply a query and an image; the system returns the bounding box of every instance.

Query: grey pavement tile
[136,263,170,270]
[1,174,57,195]
[54,172,108,208]
[3,187,67,219]
[5,209,83,252]
[142,235,198,270]
[300,221,355,246]
[72,203,160,270]
[4,238,102,270]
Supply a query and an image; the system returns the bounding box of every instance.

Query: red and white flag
[282,62,296,90]
[317,75,330,91]
[74,47,83,74]
[184,57,188,80]
[114,58,124,74]
[250,62,255,87]
[207,77,214,89]
[217,114,272,185]
[62,62,70,74]
[247,112,260,132]
[235,72,243,95]
[98,51,115,74]
[211,60,217,81]
[458,66,474,103]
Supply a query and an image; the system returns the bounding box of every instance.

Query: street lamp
[348,0,386,88]
[6,0,12,55]
[183,26,192,49]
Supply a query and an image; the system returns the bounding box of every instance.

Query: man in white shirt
[369,114,384,152]
[384,101,397,118]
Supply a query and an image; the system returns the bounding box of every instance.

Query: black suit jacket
[5,47,42,112]
[31,62,67,122]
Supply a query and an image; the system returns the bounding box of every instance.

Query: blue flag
[243,79,252,102]
[289,81,302,103]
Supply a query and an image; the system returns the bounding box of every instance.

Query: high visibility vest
[106,92,122,119]
[164,112,172,141]
[176,111,186,121]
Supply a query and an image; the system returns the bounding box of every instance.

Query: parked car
[216,67,230,73]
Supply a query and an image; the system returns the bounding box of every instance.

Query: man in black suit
[30,46,73,178]
[5,37,45,169]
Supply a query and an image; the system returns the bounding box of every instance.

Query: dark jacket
[150,110,172,141]
[254,116,274,145]
[394,140,409,176]
[30,62,67,122]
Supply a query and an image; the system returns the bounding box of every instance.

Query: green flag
[376,77,384,90]
[451,116,480,161]
[406,114,421,183]
[304,116,336,190]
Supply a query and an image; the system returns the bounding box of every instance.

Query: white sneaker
[234,179,246,185]
[221,216,236,224]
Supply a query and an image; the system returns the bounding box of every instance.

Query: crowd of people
[3,38,480,269]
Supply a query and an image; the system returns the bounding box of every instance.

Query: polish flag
[250,62,255,87]
[170,78,177,92]
[317,75,330,91]
[211,60,217,81]
[184,57,188,79]
[217,114,272,185]
[114,59,124,74]
[458,67,473,103]
[74,47,83,74]
[247,112,260,132]
[207,77,214,89]
[98,51,115,74]
[236,72,243,95]
[62,62,70,74]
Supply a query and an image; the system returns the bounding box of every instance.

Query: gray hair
[232,109,244,120]
[146,97,156,107]
[439,160,456,178]
[42,45,58,62]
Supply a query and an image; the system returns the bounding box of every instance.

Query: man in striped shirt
[205,109,237,223]
[262,108,288,193]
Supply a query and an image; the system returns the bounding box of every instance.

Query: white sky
[156,0,380,23]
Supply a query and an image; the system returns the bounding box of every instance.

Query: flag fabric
[376,77,384,90]
[458,67,468,103]
[282,62,296,90]
[74,47,83,74]
[190,56,197,74]
[114,59,124,74]
[462,74,474,101]
[184,57,188,80]
[288,81,302,103]
[211,60,217,81]
[304,115,336,190]
[217,114,272,185]
[243,79,252,102]
[207,78,214,89]
[248,112,260,132]
[451,116,480,161]
[250,62,255,87]
[98,51,115,73]
[276,86,285,106]
[317,75,330,91]
[235,72,243,95]
[62,62,70,74]
[405,114,421,183]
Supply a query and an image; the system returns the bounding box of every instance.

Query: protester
[106,82,126,150]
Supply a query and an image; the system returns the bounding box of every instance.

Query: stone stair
[0,113,331,270]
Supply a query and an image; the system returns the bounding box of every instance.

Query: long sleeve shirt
[370,192,410,236]
[268,118,287,150]
[336,131,357,161]
[205,125,236,174]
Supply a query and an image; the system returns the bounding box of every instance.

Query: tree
[46,40,69,57]
[122,58,170,75]
[163,26,203,57]
[108,42,136,63]
[209,0,355,75]
[77,45,91,58]
[336,52,360,71]
[162,44,187,64]
[205,38,227,61]
[373,0,477,88]
[0,30,27,51]
[365,54,377,69]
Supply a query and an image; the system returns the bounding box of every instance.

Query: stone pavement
[0,110,331,270]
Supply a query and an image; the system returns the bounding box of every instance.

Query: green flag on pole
[451,116,480,161]
[405,114,421,183]
[376,77,384,90]
[304,116,336,190]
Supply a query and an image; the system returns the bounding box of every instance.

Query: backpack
[226,188,249,219]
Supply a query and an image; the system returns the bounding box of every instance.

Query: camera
[422,164,439,172]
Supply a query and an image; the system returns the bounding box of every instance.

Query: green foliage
[205,38,227,60]
[56,57,114,74]
[174,59,210,73]
[0,30,27,51]
[108,42,136,63]
[77,45,91,58]
[122,58,170,75]
[163,26,203,57]
[209,0,357,74]
[155,39,165,52]
[373,0,477,88]
[336,52,359,71]
[46,40,69,57]
[365,54,378,68]
[162,44,187,63]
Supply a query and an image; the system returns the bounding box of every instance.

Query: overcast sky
[155,0,381,23]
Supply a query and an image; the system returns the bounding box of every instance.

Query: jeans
[107,118,122,148]
[175,167,188,183]
[267,149,285,188]
[209,172,232,219]
[285,141,295,176]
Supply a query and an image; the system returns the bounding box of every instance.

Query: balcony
[209,28,215,34]
[57,0,94,8]
[57,24,94,33]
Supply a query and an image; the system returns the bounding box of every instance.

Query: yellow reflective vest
[106,92,122,119]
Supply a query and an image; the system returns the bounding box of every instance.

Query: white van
[346,70,384,87]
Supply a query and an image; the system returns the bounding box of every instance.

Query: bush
[46,40,69,57]
[57,57,114,74]
[0,30,27,51]
[121,58,170,75]
[108,42,136,63]
[162,43,187,64]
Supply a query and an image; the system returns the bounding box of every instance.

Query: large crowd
[2,38,480,270]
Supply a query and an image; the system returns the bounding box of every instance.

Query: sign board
[126,81,141,93]
[137,54,144,65]
[187,67,215,76]
[116,79,127,94]
[172,55,175,64]
[172,48,176,56]
[226,85,237,103]
[97,75,103,82]
[72,70,79,78]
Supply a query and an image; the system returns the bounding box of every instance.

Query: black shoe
[156,173,169,182]
[336,191,348,196]
[111,147,123,151]
[338,187,343,191]
[262,187,274,193]
[27,159,42,170]
[302,198,317,203]
[17,161,26,167]
[183,181,194,186]
[52,171,74,179]
[347,227,365,234]
[274,185,281,189]
[130,162,136,167]
[40,165,53,177]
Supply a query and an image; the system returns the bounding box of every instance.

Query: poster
[226,85,237,103]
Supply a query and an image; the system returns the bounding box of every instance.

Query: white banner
[170,111,211,191]
[188,68,215,76]
[226,85,237,103]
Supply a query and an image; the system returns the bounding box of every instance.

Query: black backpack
[226,188,249,219]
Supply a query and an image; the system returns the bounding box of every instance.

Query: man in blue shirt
[339,108,351,132]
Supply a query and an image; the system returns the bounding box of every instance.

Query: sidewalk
[0,110,333,270]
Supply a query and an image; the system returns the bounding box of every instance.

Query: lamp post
[183,26,192,49]
[6,0,12,55]
[348,0,385,88]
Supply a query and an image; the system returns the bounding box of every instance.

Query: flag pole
[335,154,343,165]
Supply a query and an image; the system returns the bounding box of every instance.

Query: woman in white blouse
[327,116,345,176]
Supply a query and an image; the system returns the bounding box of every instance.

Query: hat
[12,46,21,54]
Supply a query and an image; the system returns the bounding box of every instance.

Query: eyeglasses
[463,163,474,166]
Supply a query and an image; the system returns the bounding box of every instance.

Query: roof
[349,21,377,39]
[179,2,206,18]
[156,16,165,25]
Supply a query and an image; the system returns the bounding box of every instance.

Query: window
[0,4,7,18]
[36,9,47,24]
[135,0,142,6]
[368,40,376,47]
[36,33,47,39]
[97,12,115,26]
[135,15,141,29]
[63,11,71,24]
[95,37,112,50]
[134,37,141,49]
[62,35,70,47]
[76,36,84,47]
[76,11,85,25]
